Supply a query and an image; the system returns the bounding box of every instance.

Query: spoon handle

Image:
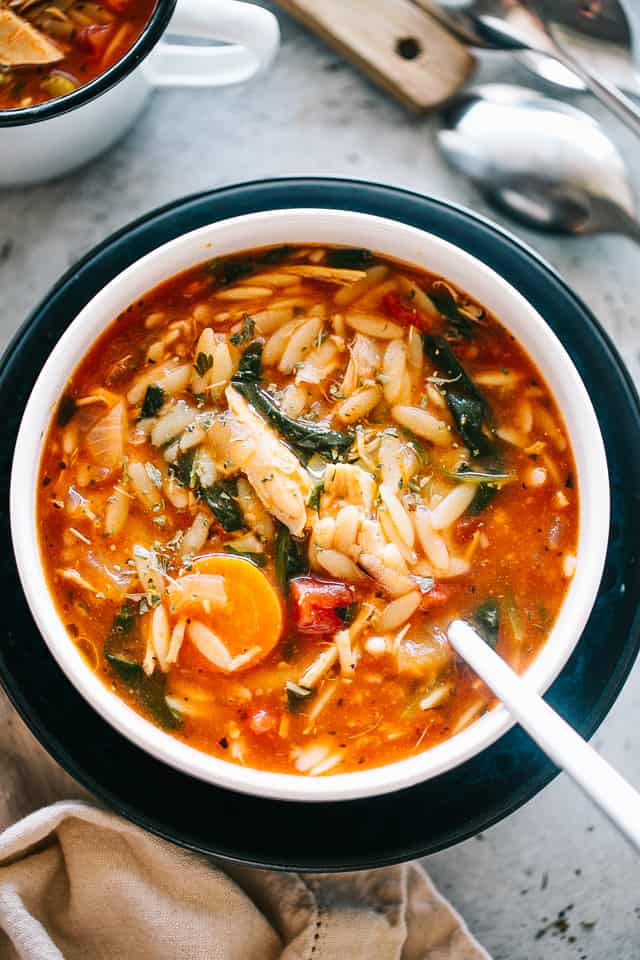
[448,619,640,852]
[549,41,640,139]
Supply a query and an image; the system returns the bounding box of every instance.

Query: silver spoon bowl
[439,83,640,241]
[427,0,640,136]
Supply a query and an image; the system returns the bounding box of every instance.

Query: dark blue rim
[1,178,639,871]
[0,0,175,128]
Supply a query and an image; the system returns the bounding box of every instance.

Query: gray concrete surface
[1,3,639,957]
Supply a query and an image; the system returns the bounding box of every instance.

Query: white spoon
[448,619,640,851]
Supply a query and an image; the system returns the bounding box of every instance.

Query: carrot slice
[178,554,282,673]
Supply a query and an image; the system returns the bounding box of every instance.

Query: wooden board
[273,0,475,113]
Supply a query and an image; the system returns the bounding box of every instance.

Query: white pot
[10,208,610,802]
[0,0,279,187]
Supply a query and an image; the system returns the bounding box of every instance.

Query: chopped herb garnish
[230,312,255,346]
[57,393,77,427]
[145,462,163,490]
[140,384,164,419]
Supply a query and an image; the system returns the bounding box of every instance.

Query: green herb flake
[145,462,163,490]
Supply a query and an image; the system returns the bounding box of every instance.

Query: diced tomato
[455,516,483,543]
[76,23,114,58]
[290,576,355,634]
[249,709,276,735]
[383,291,419,326]
[419,581,455,612]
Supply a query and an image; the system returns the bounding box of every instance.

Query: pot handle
[145,0,279,88]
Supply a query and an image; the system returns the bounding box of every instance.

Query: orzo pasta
[37,244,579,775]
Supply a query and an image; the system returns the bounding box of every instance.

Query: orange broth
[37,244,579,776]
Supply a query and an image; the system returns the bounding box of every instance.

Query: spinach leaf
[169,450,197,489]
[307,482,324,511]
[452,467,514,485]
[103,601,180,729]
[232,344,353,460]
[325,248,375,270]
[140,384,164,419]
[275,524,307,593]
[230,313,255,346]
[207,247,292,286]
[106,653,143,682]
[473,598,500,649]
[199,478,244,532]
[258,245,293,265]
[422,335,496,458]
[428,282,475,338]
[138,671,182,729]
[207,256,255,286]
[224,545,267,567]
[286,680,314,712]
[57,394,77,427]
[104,600,140,666]
[170,452,243,531]
[335,602,358,625]
[467,484,499,515]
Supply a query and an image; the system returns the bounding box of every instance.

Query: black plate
[2,179,639,872]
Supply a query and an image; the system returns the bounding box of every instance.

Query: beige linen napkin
[0,697,490,960]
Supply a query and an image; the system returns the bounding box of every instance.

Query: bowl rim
[0,0,176,128]
[10,207,610,803]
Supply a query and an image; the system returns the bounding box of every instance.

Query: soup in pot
[37,244,579,776]
[0,0,155,109]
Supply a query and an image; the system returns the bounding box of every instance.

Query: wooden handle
[273,0,475,113]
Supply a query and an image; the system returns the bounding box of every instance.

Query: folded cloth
[0,801,491,960]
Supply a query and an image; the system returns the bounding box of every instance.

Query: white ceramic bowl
[10,209,610,802]
[0,0,279,187]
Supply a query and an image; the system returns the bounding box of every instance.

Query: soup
[0,0,155,109]
[37,244,578,777]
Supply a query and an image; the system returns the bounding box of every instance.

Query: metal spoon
[426,0,640,137]
[448,619,640,852]
[438,84,640,241]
